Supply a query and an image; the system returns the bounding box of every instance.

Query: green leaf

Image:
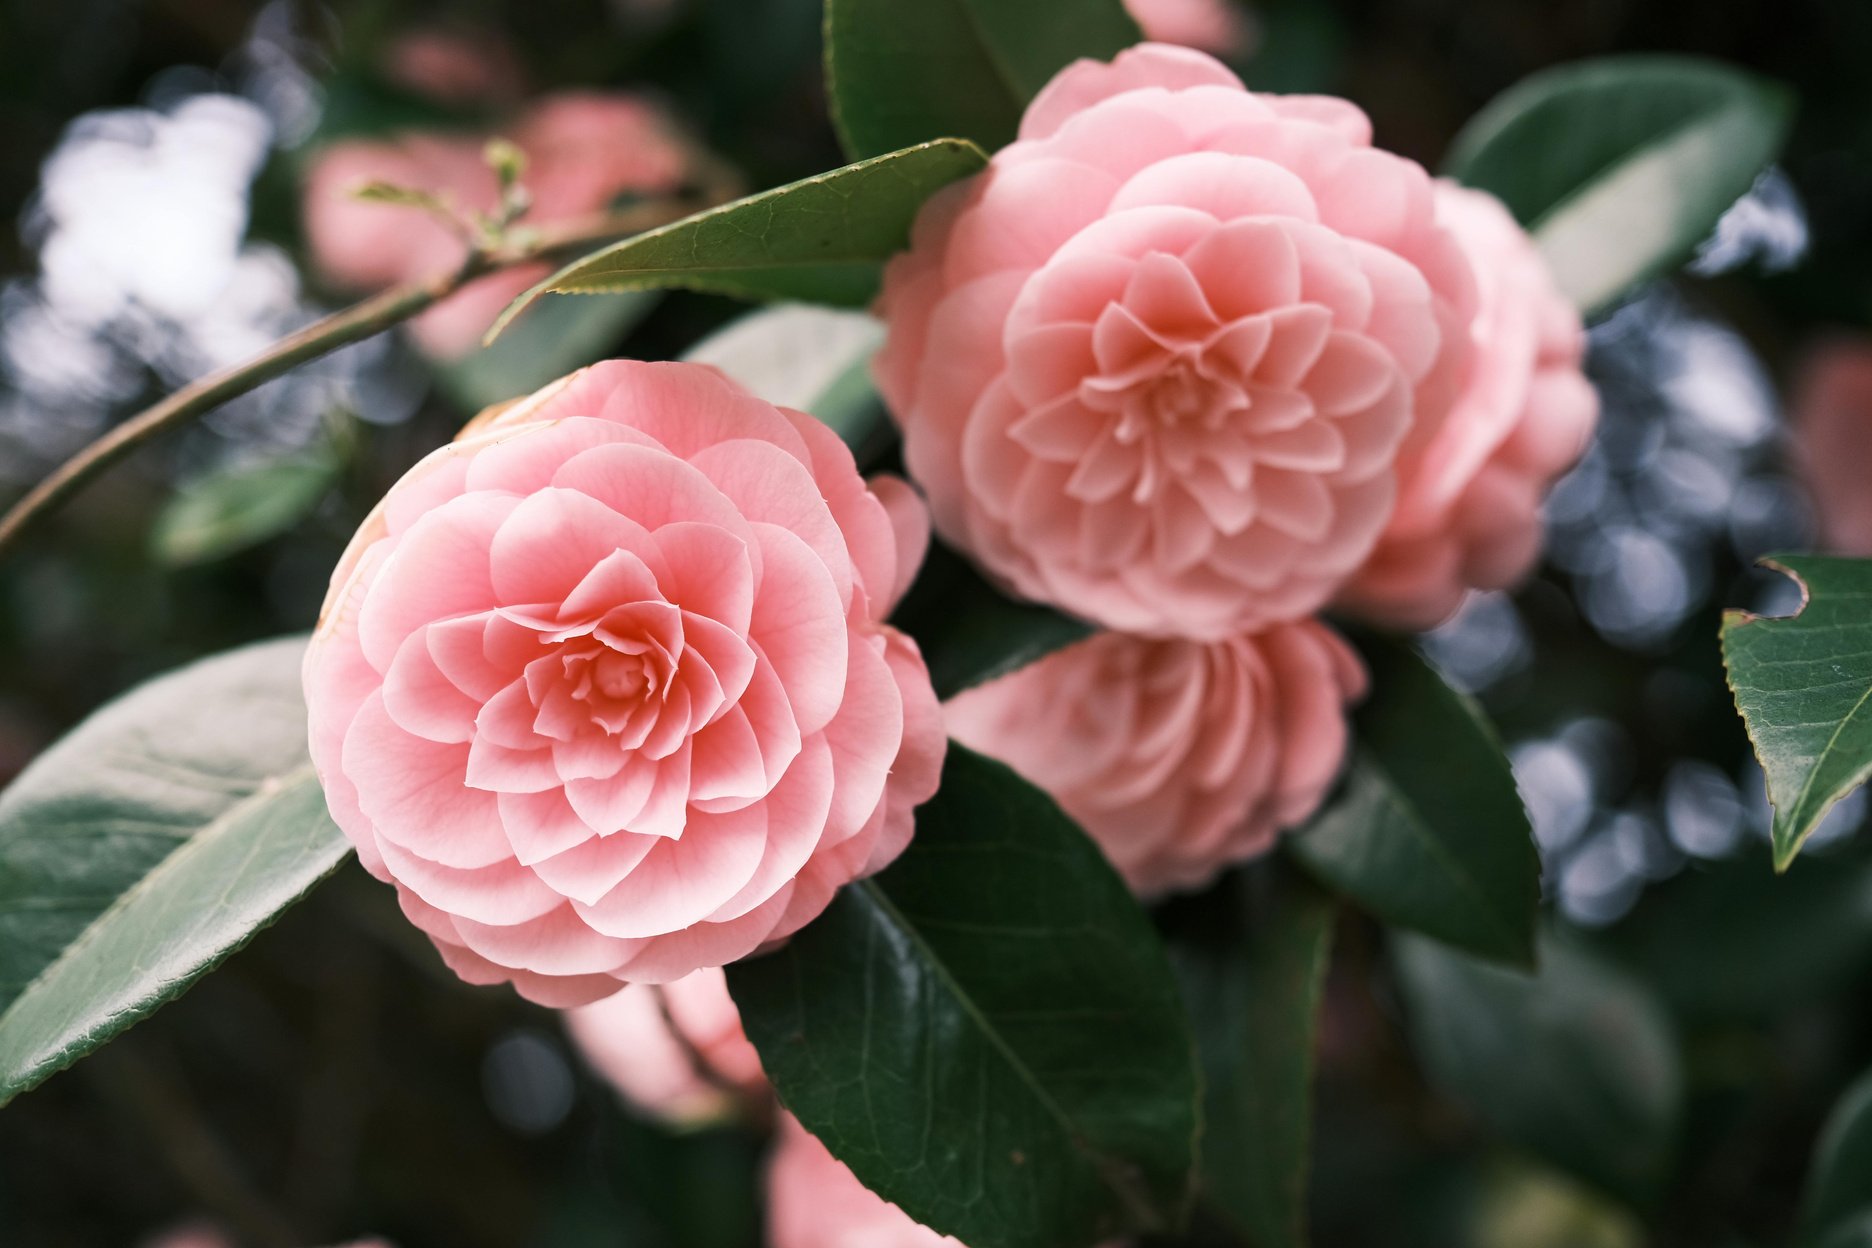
[683,303,888,450]
[1393,932,1682,1206]
[890,539,1095,699]
[152,453,341,566]
[726,744,1201,1248]
[1816,1215,1872,1248]
[0,638,349,1106]
[1289,636,1540,968]
[1446,55,1792,315]
[1160,859,1336,1248]
[802,352,894,458]
[440,287,661,411]
[1721,556,1872,871]
[492,140,987,338]
[825,0,1141,159]
[1597,843,1872,1022]
[1803,1068,1872,1244]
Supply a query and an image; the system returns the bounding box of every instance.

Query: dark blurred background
[2,1,1870,1245]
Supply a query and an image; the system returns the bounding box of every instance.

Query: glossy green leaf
[1289,637,1540,968]
[726,744,1201,1248]
[1721,556,1872,871]
[1446,55,1792,315]
[0,637,349,1105]
[492,140,987,337]
[1160,859,1336,1248]
[890,540,1095,699]
[802,352,894,459]
[440,287,660,411]
[1394,932,1682,1206]
[152,453,340,566]
[825,0,1141,158]
[1803,1068,1872,1244]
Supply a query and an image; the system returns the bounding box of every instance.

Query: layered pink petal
[875,45,1479,639]
[947,622,1364,897]
[304,361,945,999]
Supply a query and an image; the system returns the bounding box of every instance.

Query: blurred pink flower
[304,362,944,1004]
[1789,338,1872,558]
[383,27,527,107]
[1336,183,1597,628]
[140,1226,232,1248]
[945,620,1363,896]
[874,44,1476,640]
[302,92,690,358]
[1124,0,1257,58]
[565,967,766,1126]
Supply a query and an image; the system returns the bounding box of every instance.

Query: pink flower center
[518,598,692,745]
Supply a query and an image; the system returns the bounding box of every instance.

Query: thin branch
[89,1043,301,1248]
[0,193,718,558]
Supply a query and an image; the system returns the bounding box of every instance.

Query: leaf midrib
[1779,656,1872,861]
[951,0,1030,117]
[1363,753,1529,959]
[856,876,1165,1229]
[0,764,318,1049]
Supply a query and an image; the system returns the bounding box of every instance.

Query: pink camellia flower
[768,1116,1126,1248]
[565,967,766,1126]
[1124,0,1257,59]
[1789,338,1872,558]
[303,361,945,1004]
[766,1115,969,1248]
[945,621,1363,896]
[875,43,1476,640]
[1334,183,1597,628]
[303,92,690,358]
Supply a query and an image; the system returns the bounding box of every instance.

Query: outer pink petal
[1020,43,1244,142]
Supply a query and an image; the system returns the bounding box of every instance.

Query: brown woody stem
[0,193,719,559]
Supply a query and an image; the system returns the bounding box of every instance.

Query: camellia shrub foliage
[5,0,1872,1245]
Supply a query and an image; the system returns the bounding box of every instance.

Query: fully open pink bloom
[945,621,1363,896]
[875,44,1475,640]
[1125,0,1257,58]
[1336,183,1597,628]
[303,92,689,358]
[565,967,766,1126]
[304,361,944,1004]
[1789,338,1872,558]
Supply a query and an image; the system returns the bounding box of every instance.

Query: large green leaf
[1161,859,1336,1248]
[890,539,1095,699]
[491,140,986,336]
[825,0,1141,159]
[152,452,341,567]
[1393,932,1682,1207]
[1721,556,1872,871]
[1804,1068,1872,1245]
[683,303,888,450]
[1446,55,1792,316]
[726,744,1200,1248]
[0,638,349,1105]
[1289,637,1540,969]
